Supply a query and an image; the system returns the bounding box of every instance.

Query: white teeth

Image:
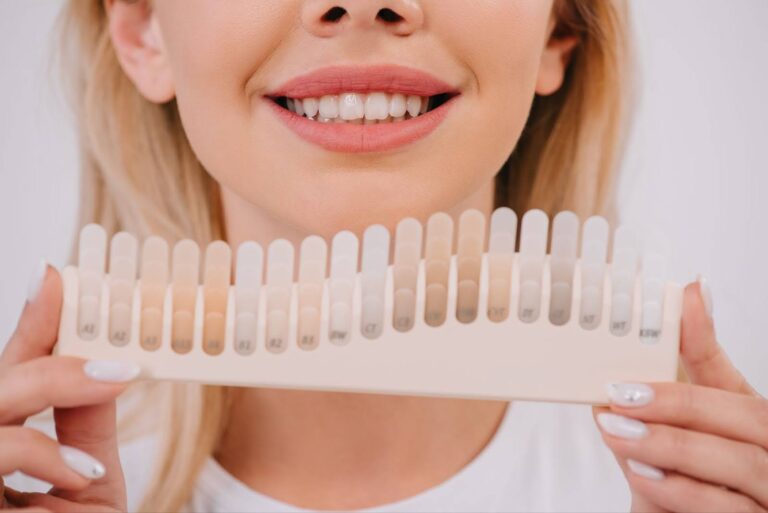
[365,92,390,120]
[286,92,437,123]
[294,99,305,116]
[339,93,365,120]
[389,93,407,118]
[303,98,319,118]
[319,95,339,119]
[406,95,422,117]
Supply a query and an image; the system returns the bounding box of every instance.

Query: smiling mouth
[267,91,457,124]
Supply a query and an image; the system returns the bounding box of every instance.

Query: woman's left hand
[595,279,768,513]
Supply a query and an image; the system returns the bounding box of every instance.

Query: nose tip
[302,0,425,37]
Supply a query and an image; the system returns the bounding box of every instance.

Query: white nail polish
[697,274,713,319]
[83,360,141,382]
[26,259,47,303]
[607,383,655,407]
[60,445,106,479]
[597,412,648,439]
[627,459,665,481]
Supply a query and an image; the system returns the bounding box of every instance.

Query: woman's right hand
[0,262,140,512]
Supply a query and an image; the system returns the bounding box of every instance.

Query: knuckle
[664,426,691,462]
[672,384,697,423]
[756,398,768,447]
[747,444,768,484]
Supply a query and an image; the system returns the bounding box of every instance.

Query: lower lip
[264,96,458,153]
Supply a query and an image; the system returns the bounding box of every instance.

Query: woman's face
[111,0,572,238]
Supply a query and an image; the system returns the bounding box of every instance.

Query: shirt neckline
[196,401,517,512]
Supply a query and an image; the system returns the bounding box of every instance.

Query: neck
[217,390,507,509]
[216,179,505,510]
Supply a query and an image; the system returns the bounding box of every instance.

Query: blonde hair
[58,1,631,511]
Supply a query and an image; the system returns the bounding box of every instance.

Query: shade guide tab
[393,218,423,332]
[549,211,579,326]
[329,230,358,345]
[487,207,517,322]
[424,212,453,327]
[107,232,137,346]
[580,216,610,330]
[266,239,294,353]
[517,209,549,323]
[235,242,263,355]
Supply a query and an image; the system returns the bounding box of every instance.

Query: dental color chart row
[56,208,683,404]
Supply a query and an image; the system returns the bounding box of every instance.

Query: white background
[1,1,766,393]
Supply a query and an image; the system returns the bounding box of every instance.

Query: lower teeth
[308,114,415,123]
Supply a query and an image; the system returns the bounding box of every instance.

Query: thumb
[50,402,127,511]
[679,278,754,395]
[1,262,62,370]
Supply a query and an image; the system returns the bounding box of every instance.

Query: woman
[1,0,766,511]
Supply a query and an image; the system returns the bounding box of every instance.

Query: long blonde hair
[58,1,631,511]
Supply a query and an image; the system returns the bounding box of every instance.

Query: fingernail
[607,383,655,407]
[697,274,713,319]
[83,360,141,382]
[627,459,665,481]
[59,445,106,479]
[26,259,47,303]
[597,412,648,439]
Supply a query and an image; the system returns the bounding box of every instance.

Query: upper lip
[265,64,459,99]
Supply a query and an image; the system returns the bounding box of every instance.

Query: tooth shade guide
[393,217,423,332]
[108,232,138,346]
[139,236,169,351]
[548,211,579,326]
[298,236,327,350]
[487,207,517,322]
[424,212,454,327]
[456,209,485,324]
[235,242,263,355]
[57,208,684,405]
[517,210,549,323]
[77,224,107,340]
[170,240,199,355]
[203,241,232,355]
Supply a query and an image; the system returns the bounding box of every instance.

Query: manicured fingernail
[83,360,141,382]
[697,274,713,319]
[597,413,648,439]
[26,259,47,303]
[627,459,665,481]
[60,445,106,479]
[607,383,655,407]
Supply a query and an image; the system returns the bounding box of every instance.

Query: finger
[680,280,755,395]
[623,468,765,513]
[607,382,768,449]
[0,489,52,513]
[5,488,112,513]
[598,415,768,508]
[51,403,126,511]
[0,357,137,424]
[0,264,62,370]
[0,427,100,491]
[592,407,669,513]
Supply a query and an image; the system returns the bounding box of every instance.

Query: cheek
[154,0,300,172]
[438,1,553,149]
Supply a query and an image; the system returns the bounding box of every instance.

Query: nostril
[321,6,347,23]
[377,8,404,23]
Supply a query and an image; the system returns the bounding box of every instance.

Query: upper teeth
[285,92,430,123]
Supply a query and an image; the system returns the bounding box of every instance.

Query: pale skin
[2,0,767,511]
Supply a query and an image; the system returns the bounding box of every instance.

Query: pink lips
[263,65,460,153]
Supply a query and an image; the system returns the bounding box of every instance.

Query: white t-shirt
[10,401,630,512]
